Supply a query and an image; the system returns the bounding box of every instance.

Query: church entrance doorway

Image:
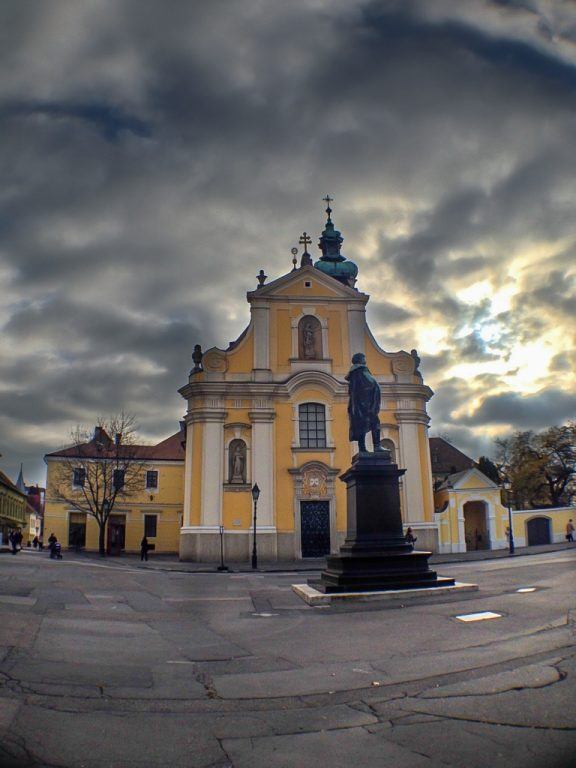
[107,515,126,556]
[463,501,490,551]
[526,517,551,546]
[300,501,330,558]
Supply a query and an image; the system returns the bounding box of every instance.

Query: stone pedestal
[310,452,454,593]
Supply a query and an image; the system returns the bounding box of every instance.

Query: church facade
[179,206,437,561]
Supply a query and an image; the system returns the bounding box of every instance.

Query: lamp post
[502,480,515,556]
[217,524,228,571]
[251,483,260,570]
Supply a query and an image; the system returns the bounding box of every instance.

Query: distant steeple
[314,195,358,287]
[15,463,26,492]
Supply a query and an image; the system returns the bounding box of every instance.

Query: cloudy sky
[1,0,576,486]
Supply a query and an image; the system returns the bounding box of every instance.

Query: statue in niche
[229,440,246,484]
[346,353,386,453]
[298,316,321,359]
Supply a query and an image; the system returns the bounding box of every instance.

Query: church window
[299,403,327,448]
[298,315,322,359]
[228,439,247,484]
[73,468,85,487]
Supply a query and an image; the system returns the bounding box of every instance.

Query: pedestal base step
[293,581,479,606]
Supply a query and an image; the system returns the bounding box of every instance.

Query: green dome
[314,201,358,287]
[315,258,358,282]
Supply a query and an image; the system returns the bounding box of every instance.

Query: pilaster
[396,412,429,523]
[249,407,276,531]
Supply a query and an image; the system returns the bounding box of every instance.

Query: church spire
[314,195,358,287]
[16,463,26,492]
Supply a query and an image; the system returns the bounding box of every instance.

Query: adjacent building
[44,431,184,554]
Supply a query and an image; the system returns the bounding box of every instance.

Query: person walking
[48,532,57,559]
[140,536,149,562]
[9,530,18,555]
[566,519,575,543]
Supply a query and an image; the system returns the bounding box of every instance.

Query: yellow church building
[178,203,437,561]
[44,202,573,560]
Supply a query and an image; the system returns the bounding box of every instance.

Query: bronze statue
[346,353,385,453]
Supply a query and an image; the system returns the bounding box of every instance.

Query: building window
[73,468,86,487]
[299,403,327,448]
[146,470,158,489]
[144,514,157,537]
[113,469,125,490]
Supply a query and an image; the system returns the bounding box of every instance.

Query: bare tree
[53,413,149,555]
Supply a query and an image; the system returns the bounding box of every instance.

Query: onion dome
[314,196,358,287]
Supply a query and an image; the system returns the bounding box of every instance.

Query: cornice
[248,410,276,423]
[395,411,431,425]
[187,408,228,423]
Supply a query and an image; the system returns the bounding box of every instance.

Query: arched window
[228,439,247,484]
[299,404,326,448]
[298,316,322,359]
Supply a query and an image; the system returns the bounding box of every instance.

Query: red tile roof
[46,431,185,462]
[429,437,475,476]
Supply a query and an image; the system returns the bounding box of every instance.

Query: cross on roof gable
[247,264,368,302]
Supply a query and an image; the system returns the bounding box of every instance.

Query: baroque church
[44,200,572,558]
[178,201,438,561]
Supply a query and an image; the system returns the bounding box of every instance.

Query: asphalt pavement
[0,548,574,767]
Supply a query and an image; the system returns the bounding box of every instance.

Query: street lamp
[217,524,228,572]
[502,480,515,556]
[251,483,260,570]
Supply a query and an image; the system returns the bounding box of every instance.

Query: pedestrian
[9,530,18,555]
[48,532,57,559]
[405,527,417,545]
[32,536,39,549]
[15,529,23,551]
[566,519,575,543]
[140,536,149,562]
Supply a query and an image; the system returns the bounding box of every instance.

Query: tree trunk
[98,522,106,557]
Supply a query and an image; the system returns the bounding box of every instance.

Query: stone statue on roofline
[346,353,386,454]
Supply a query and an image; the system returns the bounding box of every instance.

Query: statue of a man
[346,353,385,453]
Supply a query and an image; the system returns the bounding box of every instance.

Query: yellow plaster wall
[226,325,254,373]
[513,508,575,542]
[275,279,341,298]
[190,423,204,526]
[417,424,434,522]
[327,309,346,370]
[274,308,292,371]
[222,491,252,529]
[364,333,393,376]
[274,402,296,532]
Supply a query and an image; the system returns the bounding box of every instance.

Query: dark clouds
[1,0,576,484]
[460,388,576,428]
